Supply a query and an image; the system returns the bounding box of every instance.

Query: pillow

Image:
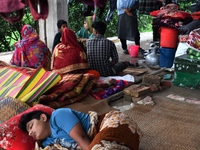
[150,9,191,19]
[150,9,161,17]
[0,96,30,124]
[0,104,54,150]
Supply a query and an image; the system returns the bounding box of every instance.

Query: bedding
[34,111,143,150]
[0,104,54,150]
[38,73,96,108]
[90,79,128,100]
[150,3,191,20]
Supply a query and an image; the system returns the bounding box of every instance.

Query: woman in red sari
[10,24,51,70]
[51,27,89,74]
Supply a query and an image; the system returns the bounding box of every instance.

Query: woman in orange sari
[51,27,89,74]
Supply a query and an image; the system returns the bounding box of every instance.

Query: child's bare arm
[70,122,91,150]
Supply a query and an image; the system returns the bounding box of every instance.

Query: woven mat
[66,95,117,115]
[0,97,30,124]
[124,97,200,150]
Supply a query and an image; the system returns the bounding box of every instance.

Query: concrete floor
[109,32,154,111]
[108,32,200,111]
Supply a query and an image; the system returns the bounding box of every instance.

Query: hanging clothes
[26,0,49,20]
[81,0,107,18]
[0,0,49,23]
[105,0,117,22]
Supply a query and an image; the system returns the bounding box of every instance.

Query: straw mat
[124,97,200,150]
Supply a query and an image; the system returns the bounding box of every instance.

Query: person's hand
[125,8,133,17]
[78,38,87,43]
[109,61,116,66]
[127,12,133,17]
[125,8,131,13]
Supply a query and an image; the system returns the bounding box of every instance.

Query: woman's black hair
[18,110,51,132]
[57,19,68,28]
[92,21,107,35]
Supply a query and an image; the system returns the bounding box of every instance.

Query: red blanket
[38,73,95,109]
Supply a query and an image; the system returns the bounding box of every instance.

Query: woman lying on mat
[19,108,143,150]
[51,27,89,74]
[10,24,52,70]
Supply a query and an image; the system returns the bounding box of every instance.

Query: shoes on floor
[139,48,145,55]
[123,49,129,54]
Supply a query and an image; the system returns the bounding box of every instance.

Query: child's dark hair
[92,21,107,35]
[18,110,51,132]
[57,19,68,28]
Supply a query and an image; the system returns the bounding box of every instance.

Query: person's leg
[112,62,129,75]
[134,30,140,46]
[134,29,145,55]
[152,26,160,41]
[120,39,128,54]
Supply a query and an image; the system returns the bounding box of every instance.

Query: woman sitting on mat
[10,24,51,70]
[51,27,89,74]
[19,108,143,149]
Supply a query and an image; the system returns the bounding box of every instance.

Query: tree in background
[0,0,195,52]
[68,1,153,37]
[0,7,38,52]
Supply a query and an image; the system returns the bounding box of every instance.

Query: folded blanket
[38,73,96,109]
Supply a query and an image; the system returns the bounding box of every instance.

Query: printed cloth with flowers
[187,28,200,51]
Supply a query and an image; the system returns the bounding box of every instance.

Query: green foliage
[179,0,195,12]
[68,1,152,37]
[0,0,195,52]
[0,7,38,52]
[68,1,84,33]
[138,14,153,32]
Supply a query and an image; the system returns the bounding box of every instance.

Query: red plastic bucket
[160,27,178,48]
[128,45,139,58]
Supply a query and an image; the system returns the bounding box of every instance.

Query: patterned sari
[10,25,51,70]
[51,28,89,74]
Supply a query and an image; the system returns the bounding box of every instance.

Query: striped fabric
[16,67,62,103]
[0,66,61,104]
[0,67,30,98]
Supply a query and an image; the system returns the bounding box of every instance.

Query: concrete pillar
[39,0,68,51]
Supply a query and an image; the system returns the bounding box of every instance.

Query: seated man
[86,21,129,77]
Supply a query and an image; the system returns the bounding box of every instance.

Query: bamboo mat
[124,97,200,150]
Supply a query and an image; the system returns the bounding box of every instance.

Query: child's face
[26,114,50,140]
[60,24,67,31]
[84,21,89,30]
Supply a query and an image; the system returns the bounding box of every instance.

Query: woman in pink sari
[51,27,89,74]
[10,24,51,70]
